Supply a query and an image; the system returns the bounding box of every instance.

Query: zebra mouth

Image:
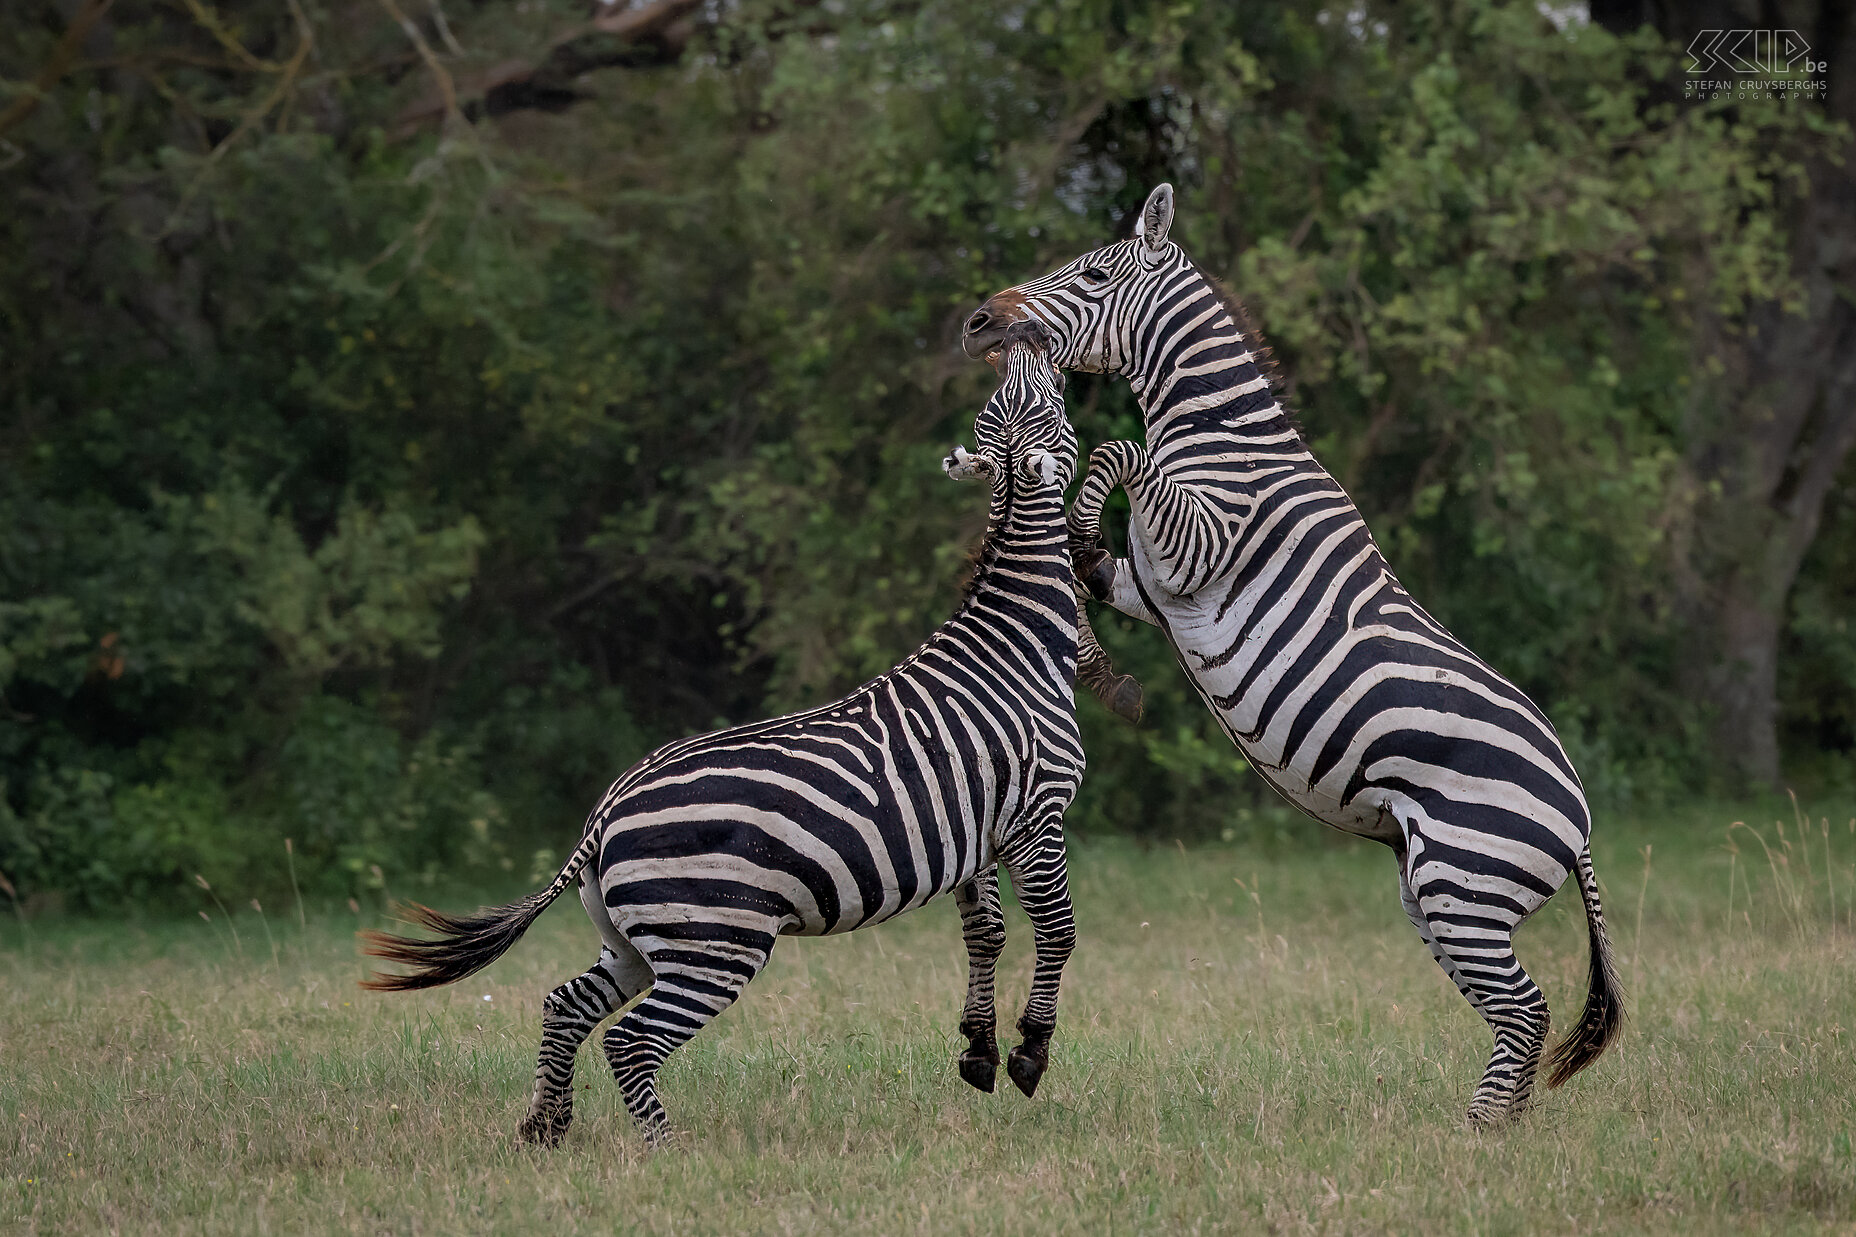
[964,324,1009,363]
[962,296,1023,361]
[988,323,1052,374]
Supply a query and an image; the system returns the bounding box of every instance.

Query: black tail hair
[1545,847,1626,1087]
[358,832,598,992]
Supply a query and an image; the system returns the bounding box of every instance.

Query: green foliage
[1,0,1849,909]
[0,695,516,910]
[1241,10,1810,764]
[173,486,483,680]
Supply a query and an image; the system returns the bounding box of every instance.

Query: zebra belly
[589,753,1010,942]
[1126,534,1579,851]
[1124,536,1351,827]
[594,838,1000,944]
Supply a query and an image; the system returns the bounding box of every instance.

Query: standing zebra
[362,323,1087,1143]
[962,186,1623,1125]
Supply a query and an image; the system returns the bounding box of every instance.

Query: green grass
[5,799,1856,1235]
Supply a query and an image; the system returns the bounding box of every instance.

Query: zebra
[361,322,1088,1144]
[961,185,1623,1125]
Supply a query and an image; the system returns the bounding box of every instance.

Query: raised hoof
[1105,674,1144,723]
[517,1104,572,1148]
[1005,1045,1047,1098]
[1074,549,1114,601]
[958,1052,998,1094]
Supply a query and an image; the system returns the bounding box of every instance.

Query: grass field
[5,798,1855,1235]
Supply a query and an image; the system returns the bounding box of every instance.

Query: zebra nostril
[966,309,992,335]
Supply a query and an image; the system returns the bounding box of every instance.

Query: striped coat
[362,325,1086,1142]
[962,185,1623,1125]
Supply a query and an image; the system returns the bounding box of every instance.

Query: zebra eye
[1078,267,1111,287]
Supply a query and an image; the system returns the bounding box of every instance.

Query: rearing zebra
[361,323,1087,1142]
[962,185,1623,1125]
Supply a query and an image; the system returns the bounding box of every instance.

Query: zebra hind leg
[1000,820,1077,1099]
[1405,868,1550,1126]
[1396,866,1481,1017]
[600,929,773,1144]
[518,946,649,1147]
[954,872,1007,1093]
[1457,938,1550,1126]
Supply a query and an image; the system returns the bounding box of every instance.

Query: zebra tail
[1544,845,1626,1088]
[358,831,601,992]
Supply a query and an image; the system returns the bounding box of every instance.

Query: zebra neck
[1124,275,1299,458]
[952,480,1075,635]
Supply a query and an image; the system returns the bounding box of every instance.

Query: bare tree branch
[179,0,283,74]
[157,0,315,238]
[380,0,464,131]
[393,0,704,131]
[0,0,116,140]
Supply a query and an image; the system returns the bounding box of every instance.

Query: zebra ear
[1136,183,1174,257]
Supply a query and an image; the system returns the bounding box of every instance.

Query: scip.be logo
[1685,29,1826,75]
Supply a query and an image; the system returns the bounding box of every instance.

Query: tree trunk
[1698,579,1783,787]
[1595,0,1856,788]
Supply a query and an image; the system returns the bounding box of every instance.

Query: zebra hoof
[1005,1045,1046,1098]
[1463,1101,1510,1129]
[517,1102,572,1148]
[1106,674,1144,723]
[1074,549,1114,601]
[958,1051,997,1094]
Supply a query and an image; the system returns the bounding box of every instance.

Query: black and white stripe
[363,325,1087,1142]
[963,185,1624,1125]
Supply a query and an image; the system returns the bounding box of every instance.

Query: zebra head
[962,183,1184,375]
[944,320,1077,492]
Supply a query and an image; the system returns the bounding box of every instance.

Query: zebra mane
[1201,272,1309,443]
[955,464,1018,606]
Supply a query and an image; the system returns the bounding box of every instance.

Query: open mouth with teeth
[962,293,1030,366]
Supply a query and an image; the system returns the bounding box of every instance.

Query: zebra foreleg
[954,871,1007,1093]
[999,819,1077,1099]
[1075,593,1144,722]
[1066,440,1141,603]
[1067,439,1239,603]
[518,944,651,1147]
[600,928,773,1144]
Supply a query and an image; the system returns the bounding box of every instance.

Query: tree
[1590,0,1856,787]
[3,0,1850,910]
